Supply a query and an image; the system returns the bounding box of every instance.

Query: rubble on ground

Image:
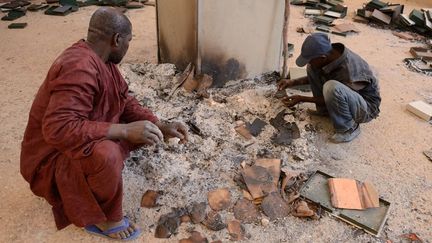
[119,62,324,241]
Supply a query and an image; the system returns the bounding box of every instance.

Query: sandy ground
[1,0,432,242]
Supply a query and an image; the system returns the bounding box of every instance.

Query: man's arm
[120,95,188,143]
[277,76,309,90]
[281,95,325,107]
[120,94,158,123]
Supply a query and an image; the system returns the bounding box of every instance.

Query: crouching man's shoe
[330,124,360,143]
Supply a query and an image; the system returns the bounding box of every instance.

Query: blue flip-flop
[85,217,141,241]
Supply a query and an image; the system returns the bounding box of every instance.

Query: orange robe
[20,40,158,230]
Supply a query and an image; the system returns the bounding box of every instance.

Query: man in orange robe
[20,7,188,240]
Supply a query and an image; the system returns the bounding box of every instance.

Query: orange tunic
[20,40,157,229]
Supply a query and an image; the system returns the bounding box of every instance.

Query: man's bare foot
[96,219,138,240]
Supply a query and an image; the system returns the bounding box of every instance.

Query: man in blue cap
[278,33,381,143]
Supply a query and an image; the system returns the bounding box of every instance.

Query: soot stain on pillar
[201,54,247,88]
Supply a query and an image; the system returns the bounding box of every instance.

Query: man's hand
[281,95,303,107]
[108,121,164,145]
[277,79,296,91]
[156,121,189,144]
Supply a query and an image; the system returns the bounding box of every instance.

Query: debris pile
[355,0,432,37]
[292,0,361,36]
[235,158,318,222]
[0,0,154,28]
[119,62,324,241]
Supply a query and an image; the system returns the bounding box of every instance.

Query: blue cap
[296,33,332,67]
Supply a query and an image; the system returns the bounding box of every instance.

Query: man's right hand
[108,121,164,145]
[277,79,296,91]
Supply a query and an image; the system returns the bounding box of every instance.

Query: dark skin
[277,47,368,107]
[85,7,188,240]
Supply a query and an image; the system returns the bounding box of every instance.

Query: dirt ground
[1,0,432,242]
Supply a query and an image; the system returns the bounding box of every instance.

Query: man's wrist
[107,124,127,140]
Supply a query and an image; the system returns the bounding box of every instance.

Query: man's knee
[82,140,125,176]
[323,80,346,101]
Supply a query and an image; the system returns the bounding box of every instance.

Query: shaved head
[88,7,131,40]
[86,7,133,64]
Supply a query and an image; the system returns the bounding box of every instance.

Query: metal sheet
[300,171,391,236]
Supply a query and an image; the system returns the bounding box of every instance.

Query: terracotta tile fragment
[179,231,208,243]
[233,199,259,224]
[203,211,226,231]
[292,200,315,217]
[255,158,281,185]
[207,188,231,211]
[141,190,162,208]
[189,202,207,224]
[227,220,246,241]
[154,208,187,238]
[261,192,290,220]
[241,165,277,199]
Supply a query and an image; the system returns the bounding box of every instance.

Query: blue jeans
[307,66,373,133]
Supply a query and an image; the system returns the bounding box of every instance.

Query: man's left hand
[156,121,189,144]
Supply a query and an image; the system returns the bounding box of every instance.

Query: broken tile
[365,0,387,10]
[296,26,314,34]
[409,9,425,26]
[241,165,277,199]
[233,199,260,223]
[353,15,369,24]
[203,211,226,231]
[1,0,30,9]
[271,122,300,146]
[1,9,25,21]
[313,15,334,25]
[227,220,246,241]
[155,208,187,238]
[242,190,253,201]
[261,192,290,220]
[333,23,360,33]
[407,100,432,121]
[181,215,191,223]
[141,190,162,208]
[179,231,208,243]
[27,3,49,11]
[255,158,281,185]
[292,200,315,217]
[410,47,432,61]
[125,2,143,8]
[424,12,432,31]
[7,22,27,29]
[357,9,372,19]
[246,118,267,137]
[304,8,321,16]
[186,120,203,137]
[234,122,252,140]
[196,74,213,98]
[270,110,300,146]
[330,3,347,18]
[207,188,231,211]
[370,9,391,25]
[182,65,199,92]
[189,202,207,224]
[399,233,424,242]
[324,10,342,18]
[400,14,416,26]
[392,31,415,40]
